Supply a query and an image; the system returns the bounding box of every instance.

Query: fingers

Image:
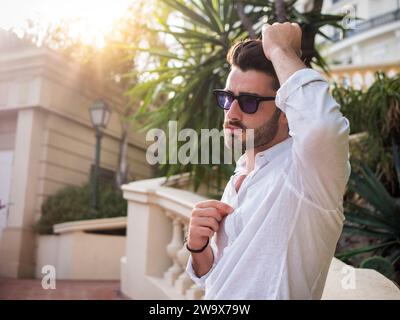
[195,200,233,215]
[193,207,223,222]
[188,201,233,250]
[192,206,229,223]
[196,226,215,238]
[292,22,302,37]
[191,216,220,233]
[263,22,301,30]
[261,21,302,58]
[262,21,302,41]
[261,23,271,35]
[262,23,270,32]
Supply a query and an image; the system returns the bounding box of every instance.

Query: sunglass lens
[216,92,233,110]
[238,96,258,113]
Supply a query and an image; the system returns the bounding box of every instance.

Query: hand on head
[261,22,302,60]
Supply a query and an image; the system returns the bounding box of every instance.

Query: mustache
[223,120,247,130]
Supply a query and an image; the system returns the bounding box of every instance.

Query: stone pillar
[121,189,173,299]
[0,108,44,278]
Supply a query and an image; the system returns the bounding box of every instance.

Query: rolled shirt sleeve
[275,68,351,211]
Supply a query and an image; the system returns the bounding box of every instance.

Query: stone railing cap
[53,216,127,234]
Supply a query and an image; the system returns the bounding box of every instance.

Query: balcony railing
[329,8,400,42]
[346,8,400,38]
[324,63,400,89]
[120,175,206,299]
[121,175,400,300]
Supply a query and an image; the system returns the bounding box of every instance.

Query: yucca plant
[362,72,400,194]
[333,72,400,194]
[337,142,400,280]
[364,72,400,145]
[128,0,347,195]
[331,83,364,135]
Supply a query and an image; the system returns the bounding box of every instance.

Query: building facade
[0,31,153,278]
[318,0,400,88]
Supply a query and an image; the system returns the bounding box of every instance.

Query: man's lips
[224,125,245,132]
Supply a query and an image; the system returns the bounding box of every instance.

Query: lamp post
[89,100,111,212]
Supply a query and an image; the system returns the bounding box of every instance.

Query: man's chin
[224,134,245,149]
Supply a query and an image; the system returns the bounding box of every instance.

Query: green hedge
[35,182,127,235]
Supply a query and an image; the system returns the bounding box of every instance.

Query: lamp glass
[90,100,110,128]
[91,107,104,127]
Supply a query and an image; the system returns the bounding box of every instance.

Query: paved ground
[0,278,129,300]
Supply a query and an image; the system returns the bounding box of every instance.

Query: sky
[0,0,135,47]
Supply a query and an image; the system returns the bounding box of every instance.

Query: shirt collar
[234,137,293,174]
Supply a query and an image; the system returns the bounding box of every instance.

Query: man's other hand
[262,22,302,61]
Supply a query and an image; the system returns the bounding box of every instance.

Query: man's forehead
[226,66,275,95]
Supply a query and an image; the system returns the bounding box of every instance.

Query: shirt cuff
[185,242,218,290]
[275,68,327,113]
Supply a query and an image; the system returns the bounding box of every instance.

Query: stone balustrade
[121,175,400,300]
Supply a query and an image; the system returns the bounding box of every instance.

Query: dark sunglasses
[212,89,275,114]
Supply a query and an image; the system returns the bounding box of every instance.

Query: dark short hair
[227,39,280,91]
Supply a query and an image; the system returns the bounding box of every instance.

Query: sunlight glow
[0,0,135,48]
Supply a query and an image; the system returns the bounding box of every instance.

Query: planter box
[36,217,126,280]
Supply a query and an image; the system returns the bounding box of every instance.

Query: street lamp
[89,100,111,212]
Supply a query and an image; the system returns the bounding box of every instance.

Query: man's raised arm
[262,22,351,211]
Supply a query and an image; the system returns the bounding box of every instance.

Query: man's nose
[225,99,242,120]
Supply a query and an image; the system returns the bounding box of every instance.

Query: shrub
[35,182,127,235]
[337,143,400,281]
[333,72,400,195]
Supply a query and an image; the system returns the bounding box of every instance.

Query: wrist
[269,46,299,62]
[186,237,209,253]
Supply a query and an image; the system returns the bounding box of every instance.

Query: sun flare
[0,0,135,48]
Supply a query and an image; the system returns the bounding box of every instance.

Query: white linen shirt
[186,68,351,300]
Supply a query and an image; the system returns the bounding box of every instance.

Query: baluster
[185,283,205,300]
[174,221,193,296]
[164,211,184,286]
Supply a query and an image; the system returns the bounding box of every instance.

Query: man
[185,22,350,299]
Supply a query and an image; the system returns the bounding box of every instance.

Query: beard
[251,107,281,149]
[224,108,281,151]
